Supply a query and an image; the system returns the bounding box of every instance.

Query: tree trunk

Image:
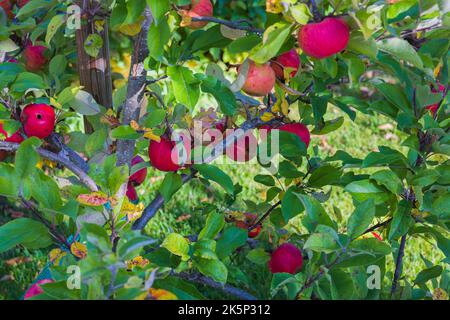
[75,0,113,133]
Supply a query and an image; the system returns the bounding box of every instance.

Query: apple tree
[0,0,449,300]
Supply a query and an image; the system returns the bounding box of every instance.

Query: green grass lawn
[0,108,445,299]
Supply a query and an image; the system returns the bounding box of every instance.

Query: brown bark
[75,0,113,133]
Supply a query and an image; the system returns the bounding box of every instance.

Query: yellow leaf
[49,248,67,265]
[126,256,150,271]
[130,120,141,131]
[149,288,178,300]
[71,242,88,259]
[77,192,109,207]
[121,198,144,222]
[180,11,192,27]
[266,0,285,13]
[261,112,275,122]
[143,129,161,142]
[433,288,448,300]
[119,17,144,36]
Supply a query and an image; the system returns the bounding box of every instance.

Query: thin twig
[391,234,407,297]
[190,17,263,34]
[175,272,257,300]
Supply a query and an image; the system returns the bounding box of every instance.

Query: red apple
[238,60,276,97]
[0,122,24,161]
[24,279,53,299]
[226,131,257,162]
[279,123,311,148]
[126,183,139,203]
[298,17,350,59]
[129,155,147,185]
[426,84,446,115]
[268,243,303,274]
[185,0,213,29]
[0,0,13,18]
[271,49,301,80]
[148,137,186,172]
[24,45,48,72]
[235,213,261,238]
[20,103,55,139]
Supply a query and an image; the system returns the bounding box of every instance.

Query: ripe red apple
[24,279,53,299]
[184,0,213,29]
[226,131,257,162]
[24,45,48,72]
[0,122,24,161]
[235,213,261,238]
[298,17,350,59]
[238,60,276,97]
[268,243,303,274]
[148,137,185,172]
[0,0,13,18]
[271,49,301,80]
[129,155,147,186]
[426,84,446,115]
[20,103,55,139]
[279,123,311,148]
[126,183,139,203]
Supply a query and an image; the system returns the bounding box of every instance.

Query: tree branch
[175,272,257,300]
[132,171,197,230]
[116,8,153,167]
[0,141,98,192]
[190,17,263,34]
[391,234,407,297]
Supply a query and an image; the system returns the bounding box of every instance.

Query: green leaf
[195,258,228,284]
[414,266,443,285]
[281,187,304,223]
[84,33,103,58]
[198,211,225,241]
[377,37,424,69]
[15,138,41,180]
[193,164,234,194]
[345,180,390,204]
[347,199,375,240]
[49,55,67,77]
[308,165,342,188]
[296,193,335,232]
[216,226,248,260]
[389,200,414,240]
[85,128,107,157]
[111,125,141,140]
[45,14,65,45]
[0,218,52,253]
[11,72,47,93]
[304,232,340,253]
[167,66,200,109]
[371,170,403,195]
[250,22,292,64]
[410,169,440,187]
[148,17,170,60]
[200,76,237,116]
[159,173,183,203]
[118,236,156,260]
[146,0,170,24]
[161,233,190,261]
[375,83,412,114]
[254,174,275,187]
[247,248,271,265]
[71,90,101,115]
[363,146,408,168]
